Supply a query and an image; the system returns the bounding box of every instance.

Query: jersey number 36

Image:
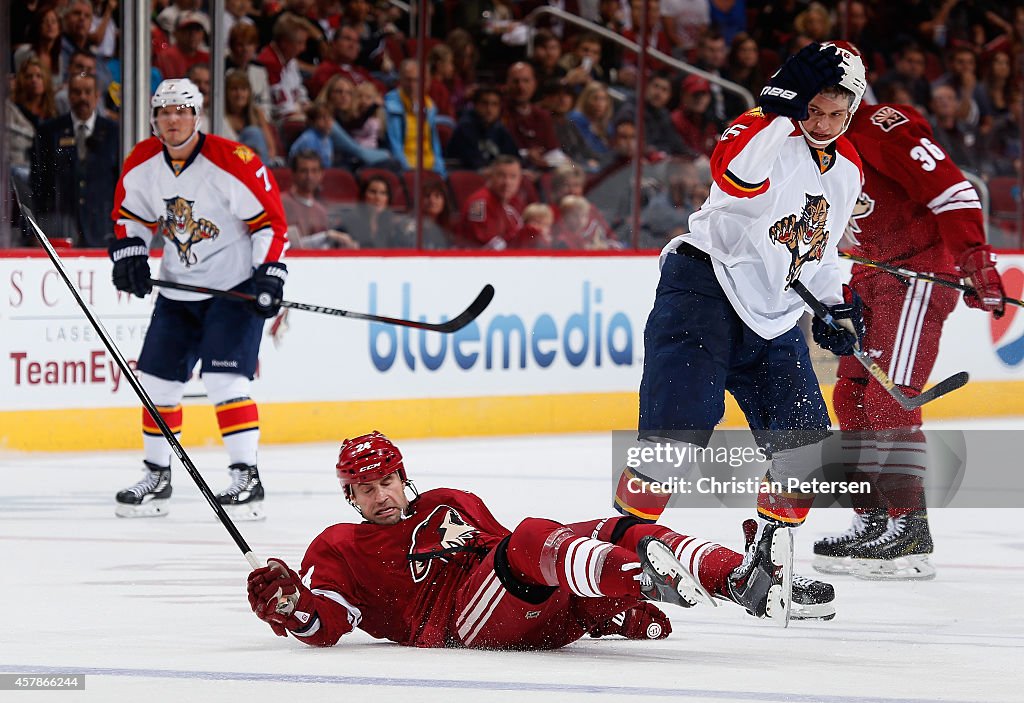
[909,138,946,172]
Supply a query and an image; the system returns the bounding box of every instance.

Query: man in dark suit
[31,72,120,248]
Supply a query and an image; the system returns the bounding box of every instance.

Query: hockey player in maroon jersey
[612,43,869,621]
[108,78,289,521]
[813,52,1006,580]
[246,432,798,648]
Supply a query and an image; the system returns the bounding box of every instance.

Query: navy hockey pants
[638,249,831,452]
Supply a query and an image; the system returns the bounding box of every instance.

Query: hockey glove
[811,284,865,356]
[758,43,843,120]
[958,245,1005,318]
[589,603,672,640]
[247,558,317,638]
[248,262,287,319]
[108,236,152,298]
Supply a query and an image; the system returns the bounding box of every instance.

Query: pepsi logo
[991,267,1024,366]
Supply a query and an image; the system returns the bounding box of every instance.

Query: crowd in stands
[6,0,1024,249]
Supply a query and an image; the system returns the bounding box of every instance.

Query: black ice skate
[115,461,172,518]
[216,463,265,521]
[726,519,793,627]
[637,536,716,608]
[852,510,935,581]
[812,509,889,575]
[791,574,836,621]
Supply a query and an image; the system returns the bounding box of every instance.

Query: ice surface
[1,424,1021,702]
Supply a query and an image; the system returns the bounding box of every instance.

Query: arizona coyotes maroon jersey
[296,488,510,648]
[843,103,985,277]
[111,133,289,301]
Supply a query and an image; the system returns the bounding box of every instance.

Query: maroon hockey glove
[589,603,672,640]
[958,245,1005,318]
[246,558,316,637]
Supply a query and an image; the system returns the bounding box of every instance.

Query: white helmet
[825,41,867,114]
[150,78,202,147]
[799,41,867,148]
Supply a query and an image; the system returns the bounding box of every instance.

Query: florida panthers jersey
[843,103,985,278]
[294,488,510,648]
[666,109,862,339]
[111,133,289,301]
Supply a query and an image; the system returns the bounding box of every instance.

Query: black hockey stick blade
[151,279,494,333]
[790,280,969,411]
[12,184,263,569]
[905,371,970,409]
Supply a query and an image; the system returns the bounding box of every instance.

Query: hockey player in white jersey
[614,43,869,621]
[108,78,289,520]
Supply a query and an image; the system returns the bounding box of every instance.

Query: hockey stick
[150,279,495,333]
[789,280,969,411]
[840,251,1024,308]
[12,186,264,571]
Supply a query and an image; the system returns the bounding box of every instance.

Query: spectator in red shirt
[503,62,564,170]
[459,155,527,249]
[671,74,719,157]
[307,23,383,100]
[155,13,211,80]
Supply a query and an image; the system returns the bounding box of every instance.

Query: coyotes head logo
[407,505,482,583]
[768,193,831,285]
[157,196,220,266]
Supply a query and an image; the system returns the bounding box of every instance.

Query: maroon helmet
[336,431,408,495]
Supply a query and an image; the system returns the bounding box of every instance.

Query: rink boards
[2,250,1024,450]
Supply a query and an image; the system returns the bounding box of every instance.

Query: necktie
[76,123,88,161]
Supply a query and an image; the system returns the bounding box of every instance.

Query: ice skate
[216,463,266,521]
[813,509,889,575]
[791,574,836,621]
[726,519,793,626]
[853,510,935,581]
[115,462,172,518]
[637,536,716,608]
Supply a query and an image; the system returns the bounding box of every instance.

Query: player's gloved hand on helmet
[247,558,316,637]
[589,603,672,640]
[811,284,865,356]
[758,43,843,120]
[108,236,152,298]
[248,262,287,319]
[958,245,1005,318]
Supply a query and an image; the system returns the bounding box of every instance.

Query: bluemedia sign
[368,282,635,372]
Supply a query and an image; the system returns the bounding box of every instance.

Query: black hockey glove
[758,43,843,120]
[811,285,865,357]
[108,236,152,298]
[249,262,287,319]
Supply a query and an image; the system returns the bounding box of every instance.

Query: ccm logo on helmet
[359,462,382,473]
[761,86,798,100]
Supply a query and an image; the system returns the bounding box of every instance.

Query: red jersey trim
[111,138,164,238]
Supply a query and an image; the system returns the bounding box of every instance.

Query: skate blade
[853,555,936,581]
[221,501,266,522]
[766,528,794,628]
[646,540,716,608]
[791,601,836,621]
[115,499,170,518]
[812,554,858,575]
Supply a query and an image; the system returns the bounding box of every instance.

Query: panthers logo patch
[870,106,909,132]
[157,196,220,267]
[233,145,256,163]
[768,193,831,285]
